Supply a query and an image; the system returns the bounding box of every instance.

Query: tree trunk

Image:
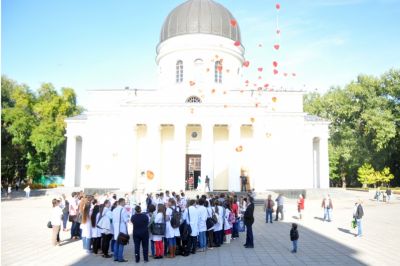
[341,172,346,189]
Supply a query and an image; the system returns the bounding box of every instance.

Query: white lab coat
[214,206,224,231]
[165,206,181,238]
[112,206,129,240]
[197,205,208,232]
[224,208,232,230]
[183,206,199,236]
[206,206,215,231]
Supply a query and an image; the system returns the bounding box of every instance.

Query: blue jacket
[131,213,149,237]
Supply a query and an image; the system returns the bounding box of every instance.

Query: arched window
[176,60,183,83]
[185,96,202,103]
[215,61,222,83]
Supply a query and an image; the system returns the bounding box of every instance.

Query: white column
[64,135,76,188]
[121,123,137,191]
[174,124,187,191]
[146,124,162,192]
[228,123,241,192]
[252,123,264,191]
[319,136,330,189]
[201,123,214,192]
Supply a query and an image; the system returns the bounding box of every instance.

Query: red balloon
[245,80,249,83]
[230,19,237,27]
[276,3,281,10]
[284,73,288,77]
[264,83,269,88]
[273,69,279,75]
[273,61,278,67]
[274,44,280,50]
[243,61,250,67]
[258,67,263,72]
[234,41,241,46]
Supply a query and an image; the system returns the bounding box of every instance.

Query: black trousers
[275,206,284,220]
[134,234,149,261]
[241,183,247,192]
[186,236,197,254]
[245,224,254,247]
[101,233,113,256]
[92,237,101,254]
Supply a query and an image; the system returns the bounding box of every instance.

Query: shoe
[103,255,111,258]
[118,259,128,262]
[291,250,297,253]
[243,244,248,246]
[245,245,254,248]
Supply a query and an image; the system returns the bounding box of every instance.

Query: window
[215,61,222,83]
[185,96,202,103]
[176,60,183,83]
[194,58,203,65]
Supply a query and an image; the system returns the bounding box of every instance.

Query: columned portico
[228,123,241,191]
[201,123,214,191]
[174,124,187,191]
[146,124,162,192]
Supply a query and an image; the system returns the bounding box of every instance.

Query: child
[290,223,299,253]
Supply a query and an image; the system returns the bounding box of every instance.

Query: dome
[160,0,241,44]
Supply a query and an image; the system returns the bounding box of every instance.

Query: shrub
[47,183,58,189]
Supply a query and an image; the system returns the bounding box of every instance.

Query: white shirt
[112,205,129,240]
[183,206,199,236]
[214,206,224,231]
[223,208,232,230]
[197,205,208,232]
[50,206,63,226]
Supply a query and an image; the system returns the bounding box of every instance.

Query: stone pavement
[1,191,400,266]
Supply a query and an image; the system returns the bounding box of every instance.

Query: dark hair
[204,200,209,208]
[91,205,100,227]
[112,194,117,200]
[157,204,166,221]
[292,223,297,229]
[168,198,176,206]
[71,192,77,197]
[214,200,219,213]
[135,205,141,213]
[52,198,58,207]
[147,204,156,213]
[198,198,205,206]
[189,199,196,206]
[111,201,118,211]
[118,198,125,205]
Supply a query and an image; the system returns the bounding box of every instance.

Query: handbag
[69,215,77,223]
[47,221,53,228]
[351,219,357,229]
[206,209,216,229]
[238,218,245,232]
[180,208,192,241]
[117,208,130,245]
[151,222,166,235]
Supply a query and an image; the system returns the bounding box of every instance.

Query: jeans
[134,234,149,262]
[26,192,30,198]
[324,208,332,221]
[241,183,246,192]
[113,241,125,261]
[111,239,116,252]
[198,231,206,249]
[357,219,362,236]
[82,237,91,251]
[62,213,69,230]
[232,222,239,238]
[292,240,297,252]
[266,209,273,223]
[167,237,176,246]
[150,240,155,256]
[245,224,253,247]
[70,222,77,238]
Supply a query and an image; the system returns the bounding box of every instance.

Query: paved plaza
[1,190,400,266]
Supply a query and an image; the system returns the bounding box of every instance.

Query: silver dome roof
[160,0,241,43]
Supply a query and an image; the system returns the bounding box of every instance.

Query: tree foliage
[1,76,83,185]
[304,69,400,187]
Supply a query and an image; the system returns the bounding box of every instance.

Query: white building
[64,0,330,193]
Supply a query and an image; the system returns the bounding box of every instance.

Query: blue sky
[2,0,400,107]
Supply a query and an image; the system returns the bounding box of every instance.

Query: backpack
[228,211,236,224]
[170,207,181,228]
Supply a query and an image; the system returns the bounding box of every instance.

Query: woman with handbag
[50,198,62,246]
[183,199,199,254]
[112,198,130,262]
[90,204,101,254]
[131,205,149,263]
[152,204,166,259]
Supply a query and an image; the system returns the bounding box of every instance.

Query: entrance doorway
[185,155,201,190]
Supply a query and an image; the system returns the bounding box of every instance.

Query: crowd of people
[49,190,255,263]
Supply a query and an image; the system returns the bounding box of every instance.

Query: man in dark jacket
[243,197,254,248]
[353,200,364,237]
[131,206,149,263]
[290,223,299,253]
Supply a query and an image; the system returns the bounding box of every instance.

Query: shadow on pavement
[338,227,356,236]
[313,216,325,221]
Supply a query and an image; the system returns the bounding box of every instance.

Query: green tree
[375,167,395,187]
[357,163,376,187]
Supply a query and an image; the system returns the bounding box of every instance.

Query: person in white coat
[152,204,166,259]
[80,199,92,253]
[213,201,224,247]
[50,199,62,246]
[223,203,233,244]
[112,198,130,262]
[165,198,181,258]
[97,200,113,258]
[183,199,199,254]
[197,198,208,252]
[205,200,215,249]
[90,205,102,254]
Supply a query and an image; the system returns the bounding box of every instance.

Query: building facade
[64,0,330,192]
